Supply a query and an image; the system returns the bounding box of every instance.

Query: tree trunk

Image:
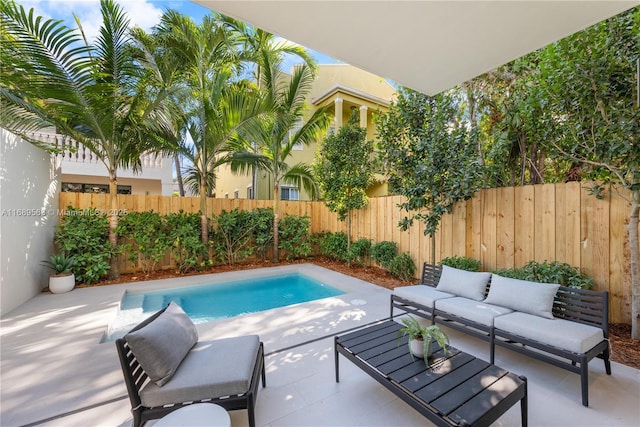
[630,189,639,340]
[174,153,184,196]
[108,170,120,279]
[200,174,208,244]
[430,233,436,266]
[272,182,280,263]
[346,210,352,248]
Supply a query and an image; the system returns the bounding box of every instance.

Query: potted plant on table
[41,254,77,294]
[397,316,449,362]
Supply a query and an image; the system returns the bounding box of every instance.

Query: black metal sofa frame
[390,263,611,406]
[115,307,266,427]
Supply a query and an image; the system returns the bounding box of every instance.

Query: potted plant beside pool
[41,254,77,294]
[397,316,449,362]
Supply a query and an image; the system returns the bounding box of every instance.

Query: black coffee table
[335,320,527,427]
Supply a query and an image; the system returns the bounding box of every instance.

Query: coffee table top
[336,320,526,426]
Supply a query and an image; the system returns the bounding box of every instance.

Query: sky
[18,0,341,71]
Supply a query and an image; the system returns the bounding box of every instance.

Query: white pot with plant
[41,254,77,294]
[397,316,449,362]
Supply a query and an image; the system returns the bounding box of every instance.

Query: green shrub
[211,208,256,265]
[116,211,169,274]
[494,260,594,289]
[165,211,209,273]
[54,207,112,284]
[345,238,371,266]
[278,215,312,260]
[440,256,481,271]
[371,240,397,269]
[319,231,349,260]
[252,208,274,260]
[388,252,416,281]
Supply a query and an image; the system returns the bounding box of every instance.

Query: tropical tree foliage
[0,0,174,278]
[314,111,374,246]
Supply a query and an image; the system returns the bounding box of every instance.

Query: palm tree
[237,52,330,262]
[0,0,173,278]
[155,11,266,243]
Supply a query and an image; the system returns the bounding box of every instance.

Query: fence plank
[514,185,535,267]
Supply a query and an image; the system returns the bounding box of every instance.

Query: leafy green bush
[278,215,312,260]
[116,211,169,274]
[371,241,397,269]
[54,207,112,284]
[345,238,371,266]
[211,208,257,265]
[252,208,274,260]
[494,260,594,289]
[165,211,209,273]
[388,252,416,281]
[318,231,349,260]
[440,256,481,271]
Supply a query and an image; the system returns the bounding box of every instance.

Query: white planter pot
[409,338,433,359]
[49,273,75,294]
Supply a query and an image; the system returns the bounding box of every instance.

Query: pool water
[104,273,344,341]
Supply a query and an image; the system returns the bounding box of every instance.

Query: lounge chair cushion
[483,275,560,319]
[139,335,261,408]
[435,297,513,327]
[435,266,491,301]
[125,302,198,387]
[494,312,604,354]
[394,285,455,309]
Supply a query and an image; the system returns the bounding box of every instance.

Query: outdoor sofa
[390,263,611,407]
[115,302,266,427]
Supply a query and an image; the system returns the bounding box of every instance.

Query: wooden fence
[59,181,636,323]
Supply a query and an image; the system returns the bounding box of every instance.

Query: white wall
[0,129,59,316]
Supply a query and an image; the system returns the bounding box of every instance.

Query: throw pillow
[125,301,198,386]
[483,275,560,319]
[435,265,492,301]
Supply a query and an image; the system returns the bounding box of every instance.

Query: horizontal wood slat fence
[60,181,636,323]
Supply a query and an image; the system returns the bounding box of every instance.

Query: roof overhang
[311,84,392,107]
[193,1,638,95]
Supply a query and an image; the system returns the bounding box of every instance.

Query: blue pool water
[120,273,344,324]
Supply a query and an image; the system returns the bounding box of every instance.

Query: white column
[334,98,343,130]
[359,105,368,129]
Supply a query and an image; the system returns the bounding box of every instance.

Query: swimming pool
[104,272,344,341]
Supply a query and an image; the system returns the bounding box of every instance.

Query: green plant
[252,208,274,260]
[318,232,349,261]
[494,260,594,289]
[371,241,397,269]
[116,211,169,274]
[54,207,112,284]
[440,256,481,272]
[278,215,312,260]
[41,254,77,275]
[211,209,257,265]
[345,238,371,266]
[397,316,449,363]
[388,252,416,281]
[165,211,210,273]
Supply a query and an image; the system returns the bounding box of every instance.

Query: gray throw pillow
[435,265,491,301]
[125,302,198,386]
[483,274,560,319]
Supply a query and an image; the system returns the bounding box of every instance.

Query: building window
[280,186,299,201]
[234,189,239,199]
[62,182,131,194]
[247,186,254,199]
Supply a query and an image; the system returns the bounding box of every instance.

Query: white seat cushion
[394,285,455,309]
[435,297,513,327]
[140,335,260,408]
[494,312,605,354]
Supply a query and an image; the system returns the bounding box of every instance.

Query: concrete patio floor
[1,264,639,427]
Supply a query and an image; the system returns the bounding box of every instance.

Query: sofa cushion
[140,335,261,407]
[435,297,513,327]
[483,275,560,319]
[494,312,605,354]
[394,285,455,309]
[125,302,198,387]
[435,265,491,301]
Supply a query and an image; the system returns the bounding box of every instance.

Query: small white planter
[49,273,75,294]
[409,338,433,359]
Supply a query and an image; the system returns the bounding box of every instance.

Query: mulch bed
[80,257,640,370]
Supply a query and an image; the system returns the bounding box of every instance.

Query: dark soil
[82,257,640,370]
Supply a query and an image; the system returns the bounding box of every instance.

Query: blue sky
[19,0,341,71]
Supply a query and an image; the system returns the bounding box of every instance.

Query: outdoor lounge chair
[115,302,266,427]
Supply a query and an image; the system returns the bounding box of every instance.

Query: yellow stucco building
[214,64,396,200]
